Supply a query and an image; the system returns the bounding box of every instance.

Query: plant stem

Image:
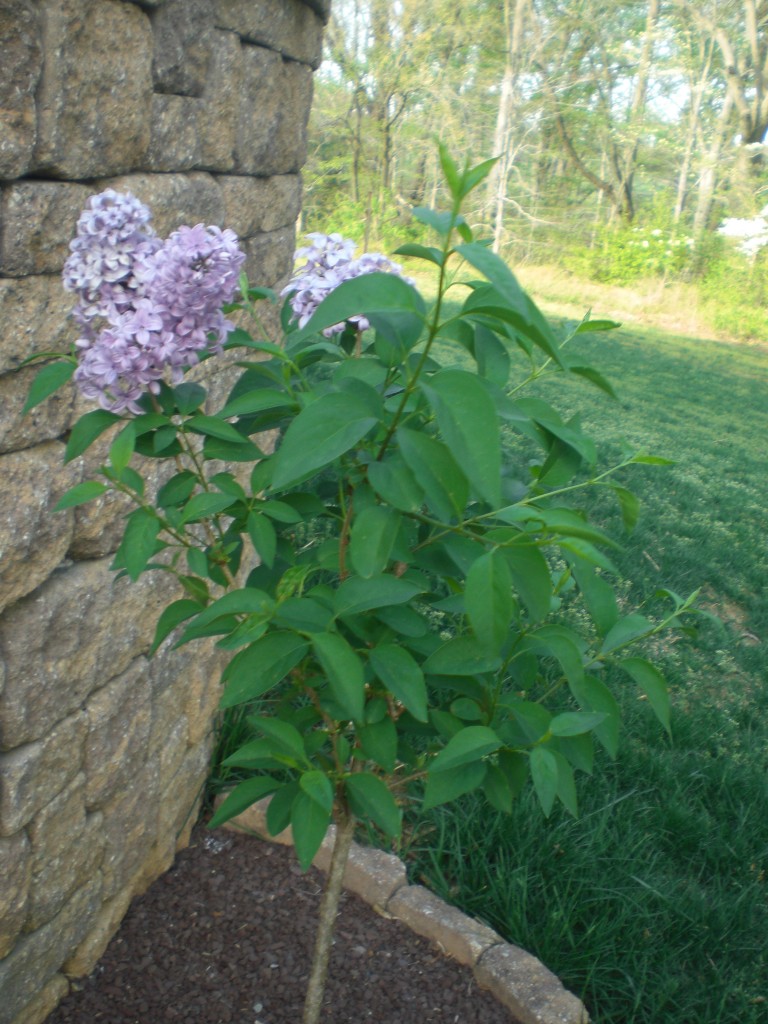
[302,806,356,1024]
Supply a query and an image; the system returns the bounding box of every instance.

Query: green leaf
[550,711,607,737]
[611,485,640,533]
[156,471,197,508]
[552,750,578,816]
[310,632,365,721]
[392,243,445,267]
[574,318,621,334]
[300,770,334,813]
[369,644,428,722]
[220,632,309,708]
[568,365,618,399]
[420,370,501,507]
[348,506,401,578]
[219,389,295,418]
[396,428,468,521]
[334,574,424,618]
[422,761,486,810]
[273,597,333,633]
[530,746,558,817]
[618,657,671,735]
[270,392,378,490]
[266,782,301,836]
[109,422,136,475]
[64,409,122,462]
[114,508,161,581]
[186,415,251,444]
[601,613,652,654]
[53,480,108,512]
[568,674,621,758]
[423,636,501,676]
[524,625,584,686]
[357,718,398,772]
[567,556,619,636]
[291,792,331,871]
[462,157,499,195]
[172,382,207,415]
[482,763,513,814]
[412,206,459,236]
[430,725,502,773]
[23,360,75,413]
[207,777,281,830]
[150,598,201,654]
[503,543,552,623]
[465,551,513,652]
[629,454,675,466]
[247,512,277,568]
[367,456,425,514]
[181,588,273,633]
[345,773,400,838]
[290,271,425,344]
[253,715,309,766]
[179,492,234,524]
[439,142,462,199]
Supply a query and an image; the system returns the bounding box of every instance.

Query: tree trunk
[693,91,735,240]
[302,808,357,1024]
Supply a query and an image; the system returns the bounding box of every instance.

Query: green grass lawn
[402,317,768,1024]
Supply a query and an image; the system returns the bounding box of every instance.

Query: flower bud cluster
[282,232,412,337]
[63,190,245,413]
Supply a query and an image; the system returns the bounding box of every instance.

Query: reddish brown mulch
[48,824,515,1024]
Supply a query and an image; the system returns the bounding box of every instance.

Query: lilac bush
[27,150,700,1024]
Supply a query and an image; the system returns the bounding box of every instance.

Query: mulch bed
[48,823,516,1024]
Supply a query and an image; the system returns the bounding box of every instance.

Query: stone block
[84,661,153,808]
[0,182,89,277]
[176,645,227,746]
[150,0,214,96]
[0,559,179,747]
[9,974,68,1024]
[0,275,75,376]
[474,943,590,1024]
[33,0,153,178]
[156,741,211,846]
[219,174,302,237]
[0,443,80,615]
[0,364,76,456]
[25,777,104,930]
[242,227,296,290]
[0,875,101,1024]
[0,711,87,835]
[146,94,203,172]
[386,885,502,967]
[302,0,331,21]
[340,842,407,908]
[61,884,134,978]
[0,831,31,959]
[0,0,42,180]
[214,0,324,68]
[221,794,294,846]
[99,759,162,900]
[97,172,225,237]
[235,46,313,176]
[197,29,241,172]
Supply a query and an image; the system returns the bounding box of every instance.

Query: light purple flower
[282,233,413,337]
[63,191,246,413]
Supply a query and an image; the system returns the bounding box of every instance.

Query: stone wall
[0,2,329,1022]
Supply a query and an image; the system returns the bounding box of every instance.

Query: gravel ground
[47,824,516,1024]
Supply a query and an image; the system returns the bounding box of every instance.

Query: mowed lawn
[403,315,768,1024]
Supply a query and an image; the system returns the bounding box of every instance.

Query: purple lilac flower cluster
[282,232,413,337]
[62,190,245,413]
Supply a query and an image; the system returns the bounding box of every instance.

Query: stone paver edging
[219,798,589,1024]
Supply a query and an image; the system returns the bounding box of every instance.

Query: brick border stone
[220,797,590,1024]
